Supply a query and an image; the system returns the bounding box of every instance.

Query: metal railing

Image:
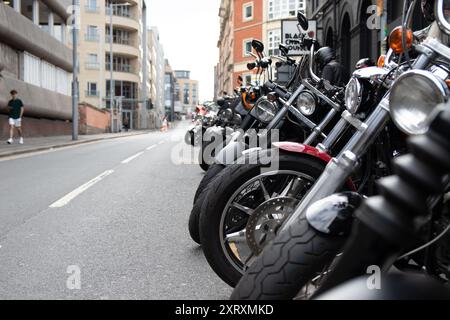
[85,62,100,70]
[85,5,100,13]
[85,33,100,42]
[85,90,99,97]
[105,63,133,73]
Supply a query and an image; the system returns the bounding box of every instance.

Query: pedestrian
[123,115,130,132]
[315,47,349,87]
[7,89,25,145]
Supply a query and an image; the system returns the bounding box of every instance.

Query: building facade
[306,0,427,74]
[77,0,149,131]
[148,26,165,127]
[215,0,307,98]
[0,0,73,138]
[174,70,198,115]
[164,60,177,121]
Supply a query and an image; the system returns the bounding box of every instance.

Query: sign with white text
[281,19,317,56]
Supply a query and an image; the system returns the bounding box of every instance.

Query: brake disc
[245,197,299,255]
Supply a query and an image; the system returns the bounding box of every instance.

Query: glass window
[243,40,252,57]
[87,82,98,96]
[268,29,281,56]
[243,2,254,21]
[268,0,305,20]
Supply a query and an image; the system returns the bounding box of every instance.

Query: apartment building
[215,0,307,98]
[0,0,73,138]
[147,26,165,127]
[175,70,198,115]
[78,0,149,131]
[164,60,176,121]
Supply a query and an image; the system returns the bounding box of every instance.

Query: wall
[0,115,71,139]
[78,103,111,134]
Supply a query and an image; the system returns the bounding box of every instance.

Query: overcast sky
[148,0,221,102]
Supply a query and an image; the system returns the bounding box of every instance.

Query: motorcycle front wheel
[189,164,226,244]
[199,150,326,287]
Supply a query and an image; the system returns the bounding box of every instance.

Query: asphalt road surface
[0,122,232,299]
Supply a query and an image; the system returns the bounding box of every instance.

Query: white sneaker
[19,137,24,145]
[7,138,13,144]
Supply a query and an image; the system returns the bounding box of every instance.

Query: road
[0,122,232,299]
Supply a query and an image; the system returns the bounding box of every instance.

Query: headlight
[220,108,234,122]
[296,91,317,116]
[251,98,278,123]
[390,70,448,135]
[345,77,363,114]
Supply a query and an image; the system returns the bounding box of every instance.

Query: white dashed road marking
[121,152,145,164]
[49,170,115,208]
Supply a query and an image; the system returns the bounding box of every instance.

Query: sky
[148,0,221,102]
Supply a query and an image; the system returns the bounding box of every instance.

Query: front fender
[214,131,246,165]
[273,142,357,191]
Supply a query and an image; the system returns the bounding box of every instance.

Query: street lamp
[72,0,79,141]
[108,1,130,133]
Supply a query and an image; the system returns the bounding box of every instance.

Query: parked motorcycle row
[185,0,450,300]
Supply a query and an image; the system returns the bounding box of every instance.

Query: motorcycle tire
[199,151,327,287]
[189,165,225,244]
[193,164,226,204]
[230,215,344,300]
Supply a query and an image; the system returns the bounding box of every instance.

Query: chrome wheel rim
[219,170,315,274]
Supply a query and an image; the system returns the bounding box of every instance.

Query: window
[85,25,99,41]
[243,2,254,21]
[86,54,99,70]
[86,0,99,12]
[23,52,71,96]
[268,29,281,56]
[86,82,98,96]
[243,39,252,57]
[244,74,252,86]
[183,83,190,105]
[268,0,305,20]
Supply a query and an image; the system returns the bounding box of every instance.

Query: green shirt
[8,99,24,119]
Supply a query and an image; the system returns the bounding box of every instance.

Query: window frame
[243,39,253,57]
[242,2,254,22]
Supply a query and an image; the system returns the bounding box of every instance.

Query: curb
[0,131,151,159]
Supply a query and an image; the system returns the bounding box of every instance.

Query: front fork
[282,96,391,231]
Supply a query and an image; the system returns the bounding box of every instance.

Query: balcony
[85,33,100,42]
[106,63,134,73]
[85,5,100,13]
[85,62,100,70]
[86,90,100,97]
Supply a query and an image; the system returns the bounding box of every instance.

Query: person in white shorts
[7,90,25,145]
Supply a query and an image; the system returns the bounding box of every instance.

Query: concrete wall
[0,114,71,139]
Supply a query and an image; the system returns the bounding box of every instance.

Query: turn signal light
[242,92,253,110]
[377,55,386,68]
[388,26,413,54]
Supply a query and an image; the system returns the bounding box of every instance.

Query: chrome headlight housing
[296,91,317,116]
[390,70,448,135]
[251,97,278,123]
[345,77,363,114]
[219,108,234,122]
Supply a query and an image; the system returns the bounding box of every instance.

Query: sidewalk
[0,131,151,158]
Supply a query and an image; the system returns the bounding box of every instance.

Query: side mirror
[252,39,265,53]
[435,0,450,35]
[297,11,309,31]
[279,44,290,57]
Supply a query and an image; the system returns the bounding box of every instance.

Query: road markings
[121,151,145,164]
[146,145,157,151]
[49,170,114,208]
[158,141,165,145]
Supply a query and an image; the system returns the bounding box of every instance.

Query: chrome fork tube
[304,108,338,146]
[317,118,348,153]
[282,95,391,230]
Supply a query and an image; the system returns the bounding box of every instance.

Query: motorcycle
[316,99,450,299]
[231,0,450,299]
[195,16,397,287]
